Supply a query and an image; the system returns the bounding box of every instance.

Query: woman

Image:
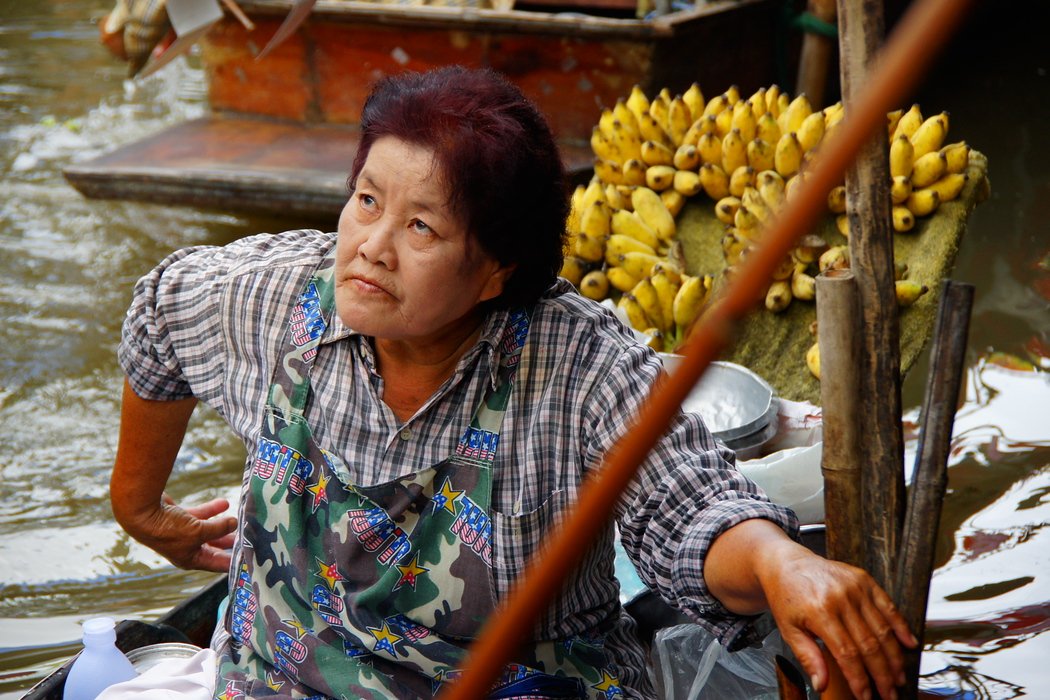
[111,66,914,699]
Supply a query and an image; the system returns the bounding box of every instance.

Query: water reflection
[0,2,1047,698]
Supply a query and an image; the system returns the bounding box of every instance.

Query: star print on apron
[214,250,624,699]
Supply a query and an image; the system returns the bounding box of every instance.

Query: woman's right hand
[121,493,237,572]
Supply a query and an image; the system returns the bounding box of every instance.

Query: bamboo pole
[440,1,974,696]
[816,269,864,569]
[837,0,906,596]
[894,280,974,699]
[796,0,838,106]
[776,654,808,700]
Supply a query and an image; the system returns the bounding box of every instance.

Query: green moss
[674,152,990,405]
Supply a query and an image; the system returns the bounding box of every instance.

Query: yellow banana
[645,164,676,191]
[650,267,681,334]
[681,118,707,148]
[731,100,757,142]
[673,143,701,170]
[714,196,741,225]
[696,131,722,165]
[626,85,651,124]
[638,111,673,150]
[721,127,748,175]
[573,231,605,263]
[755,111,782,147]
[611,209,660,249]
[579,200,610,239]
[796,111,826,153]
[591,127,619,163]
[598,108,617,140]
[661,189,686,217]
[734,203,764,231]
[889,134,914,179]
[818,244,850,273]
[906,187,941,217]
[632,186,676,240]
[826,185,847,214]
[605,233,656,264]
[683,82,705,121]
[806,341,820,380]
[823,101,845,132]
[792,233,829,265]
[606,265,641,293]
[722,229,748,264]
[668,96,693,146]
[724,84,741,105]
[925,172,968,202]
[592,158,624,186]
[892,205,916,233]
[741,187,772,223]
[940,141,970,174]
[631,278,666,331]
[641,327,665,352]
[911,151,948,188]
[885,108,903,139]
[617,292,653,332]
[765,279,793,313]
[613,99,641,138]
[580,178,606,212]
[579,269,610,301]
[715,105,734,138]
[890,175,912,205]
[699,163,730,200]
[558,255,589,287]
[610,121,643,162]
[729,165,756,198]
[648,91,671,134]
[836,214,850,238]
[673,169,704,197]
[702,93,728,119]
[651,260,682,284]
[784,173,805,201]
[748,87,768,117]
[910,112,949,159]
[672,274,707,333]
[566,184,585,234]
[746,138,776,173]
[765,84,783,117]
[774,132,803,178]
[895,279,929,307]
[640,139,675,167]
[771,254,796,280]
[780,93,813,136]
[892,103,923,141]
[604,182,628,211]
[622,158,648,186]
[616,251,662,280]
[791,264,816,301]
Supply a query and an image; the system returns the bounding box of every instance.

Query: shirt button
[399,428,412,441]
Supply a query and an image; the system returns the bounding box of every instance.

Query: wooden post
[894,281,975,699]
[836,0,906,594]
[796,0,838,106]
[816,269,864,569]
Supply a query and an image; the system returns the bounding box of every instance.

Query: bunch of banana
[617,264,714,351]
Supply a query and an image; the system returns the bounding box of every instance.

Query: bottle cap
[82,617,116,635]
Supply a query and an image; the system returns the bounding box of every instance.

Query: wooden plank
[62,115,594,218]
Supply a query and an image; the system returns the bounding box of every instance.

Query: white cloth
[95,647,216,699]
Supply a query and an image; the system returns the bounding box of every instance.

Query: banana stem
[439,0,975,697]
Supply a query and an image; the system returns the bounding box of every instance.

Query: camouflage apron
[215,251,624,699]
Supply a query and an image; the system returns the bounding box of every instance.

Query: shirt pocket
[489,488,571,600]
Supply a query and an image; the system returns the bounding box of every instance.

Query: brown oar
[440,0,975,696]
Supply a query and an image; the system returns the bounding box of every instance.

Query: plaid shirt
[119,228,798,698]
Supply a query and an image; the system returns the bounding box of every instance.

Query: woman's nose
[357,221,396,268]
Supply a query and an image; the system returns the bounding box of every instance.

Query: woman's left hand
[756,538,917,699]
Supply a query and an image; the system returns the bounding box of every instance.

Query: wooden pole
[441,1,974,696]
[796,0,838,106]
[837,0,906,596]
[894,280,975,699]
[816,269,864,569]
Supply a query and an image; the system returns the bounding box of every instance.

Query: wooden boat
[63,0,788,219]
[20,524,825,698]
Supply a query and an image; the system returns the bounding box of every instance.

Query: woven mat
[675,151,990,405]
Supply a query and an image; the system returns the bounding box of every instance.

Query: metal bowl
[125,642,201,674]
[660,356,777,441]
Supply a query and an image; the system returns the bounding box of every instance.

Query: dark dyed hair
[348,66,568,310]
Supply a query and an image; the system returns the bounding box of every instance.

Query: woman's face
[334,137,512,342]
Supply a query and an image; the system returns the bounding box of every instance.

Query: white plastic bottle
[62,617,138,700]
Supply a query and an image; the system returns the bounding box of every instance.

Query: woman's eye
[358,193,376,209]
[410,219,432,235]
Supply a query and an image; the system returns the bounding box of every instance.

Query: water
[0,1,1046,697]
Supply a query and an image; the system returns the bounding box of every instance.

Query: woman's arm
[111,378,237,572]
[705,518,917,700]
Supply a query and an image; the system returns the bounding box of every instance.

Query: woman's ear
[479,263,517,303]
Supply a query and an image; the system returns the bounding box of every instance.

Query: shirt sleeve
[589,342,800,649]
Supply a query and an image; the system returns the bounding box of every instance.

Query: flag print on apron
[215,250,624,699]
